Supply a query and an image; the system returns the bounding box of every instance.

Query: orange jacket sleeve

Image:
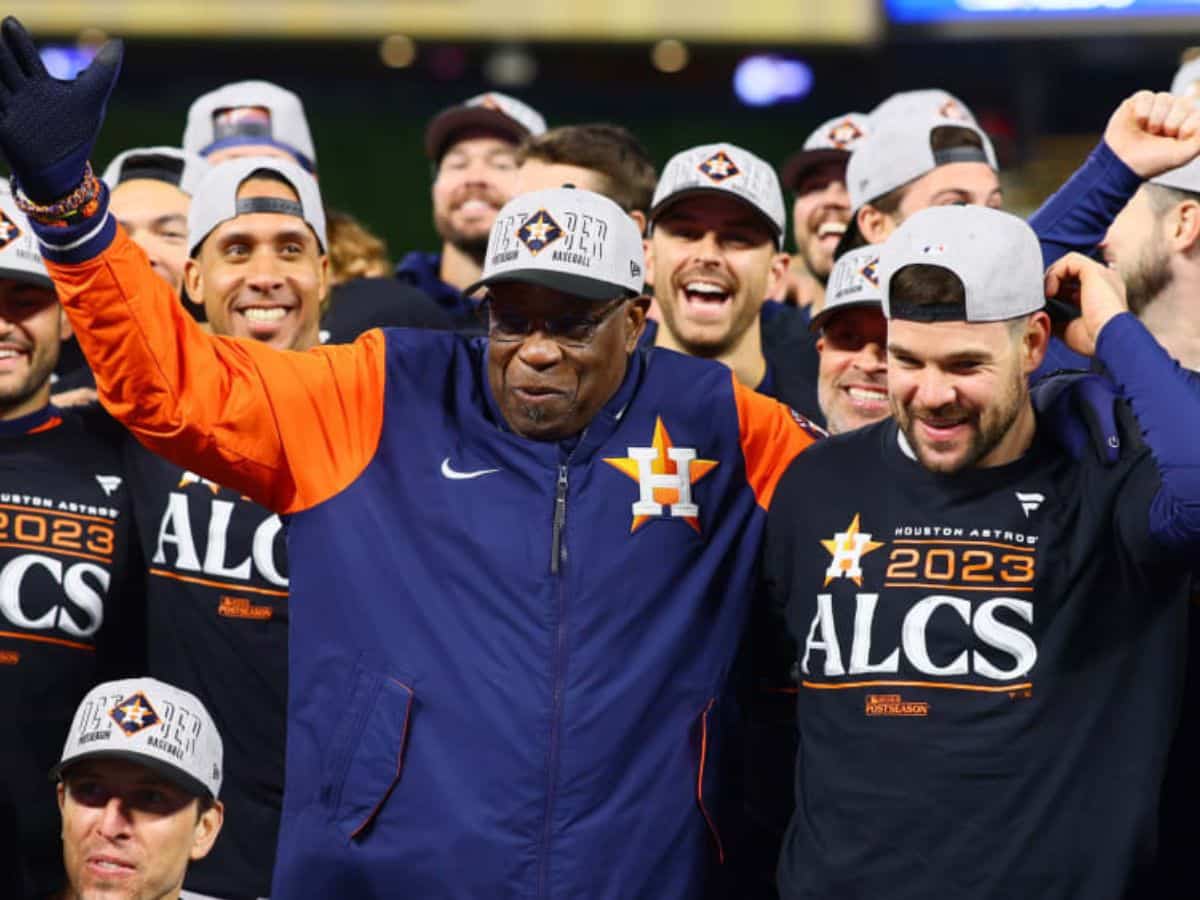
[733,374,824,510]
[46,227,386,515]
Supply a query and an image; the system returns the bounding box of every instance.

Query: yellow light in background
[651,39,689,74]
[76,27,108,49]
[379,34,416,69]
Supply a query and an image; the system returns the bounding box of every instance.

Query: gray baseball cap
[780,112,870,192]
[0,180,50,289]
[1151,154,1200,194]
[879,205,1044,323]
[425,92,547,162]
[102,146,211,197]
[810,244,883,332]
[836,90,997,260]
[649,143,786,249]
[1171,58,1200,97]
[468,186,644,301]
[187,157,326,257]
[52,677,224,801]
[848,90,996,214]
[183,80,317,172]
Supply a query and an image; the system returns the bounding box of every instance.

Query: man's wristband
[12,162,102,226]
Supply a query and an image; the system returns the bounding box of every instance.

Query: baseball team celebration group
[1,12,1198,900]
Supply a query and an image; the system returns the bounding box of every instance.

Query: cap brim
[425,108,530,161]
[467,268,635,302]
[780,148,851,192]
[199,135,315,172]
[51,750,215,801]
[649,188,783,248]
[1044,296,1081,323]
[809,298,883,333]
[0,267,53,290]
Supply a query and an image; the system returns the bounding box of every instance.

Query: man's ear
[625,296,651,354]
[1022,310,1052,376]
[1170,199,1200,256]
[183,257,205,308]
[766,251,791,301]
[190,801,225,861]
[857,204,894,245]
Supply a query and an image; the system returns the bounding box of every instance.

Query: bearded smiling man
[778,113,870,315]
[395,93,546,331]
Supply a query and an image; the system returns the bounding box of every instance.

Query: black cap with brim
[780,148,851,193]
[0,267,52,290]
[51,750,215,802]
[466,268,637,303]
[649,188,783,248]
[425,109,530,161]
[808,298,883,333]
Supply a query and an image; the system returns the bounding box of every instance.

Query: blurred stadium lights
[39,44,98,80]
[379,34,416,69]
[651,39,690,73]
[484,46,537,87]
[733,55,814,107]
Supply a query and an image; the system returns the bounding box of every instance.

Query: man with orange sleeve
[0,21,819,898]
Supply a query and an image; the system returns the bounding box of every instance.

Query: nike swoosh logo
[440,458,501,480]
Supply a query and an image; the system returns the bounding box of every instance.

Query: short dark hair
[1145,182,1200,216]
[888,263,967,320]
[516,124,657,215]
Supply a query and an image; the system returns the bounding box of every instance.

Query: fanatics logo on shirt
[603,417,718,534]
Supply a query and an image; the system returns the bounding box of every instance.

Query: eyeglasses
[486,296,627,348]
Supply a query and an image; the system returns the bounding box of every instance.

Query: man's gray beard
[1123,237,1173,317]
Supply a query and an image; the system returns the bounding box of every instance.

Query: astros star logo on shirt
[604,417,718,533]
[820,514,884,586]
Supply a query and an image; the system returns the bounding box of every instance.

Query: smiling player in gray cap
[53,677,224,900]
[765,204,1200,899]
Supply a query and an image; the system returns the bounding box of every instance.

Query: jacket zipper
[538,464,570,897]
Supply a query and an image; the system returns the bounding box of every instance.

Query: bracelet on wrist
[12,163,102,226]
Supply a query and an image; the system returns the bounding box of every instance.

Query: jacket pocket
[695,697,725,864]
[326,664,416,841]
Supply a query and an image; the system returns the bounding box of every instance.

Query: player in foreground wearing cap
[117,157,328,900]
[0,183,142,900]
[765,205,1200,899]
[53,678,224,900]
[645,143,822,421]
[0,25,821,896]
[396,92,546,331]
[778,112,869,315]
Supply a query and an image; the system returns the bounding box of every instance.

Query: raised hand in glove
[0,16,122,203]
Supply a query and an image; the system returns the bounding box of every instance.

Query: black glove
[0,16,122,203]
